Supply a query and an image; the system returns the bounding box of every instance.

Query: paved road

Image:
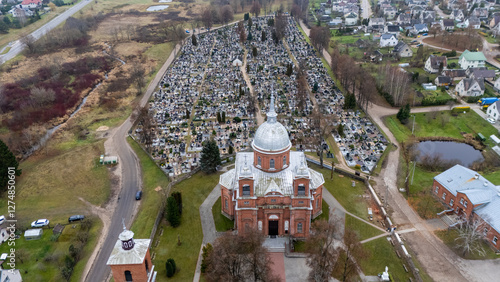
[0,0,93,64]
[360,0,373,19]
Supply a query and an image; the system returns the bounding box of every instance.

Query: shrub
[166,196,181,227]
[397,104,411,124]
[166,258,176,277]
[452,106,471,113]
[201,243,213,273]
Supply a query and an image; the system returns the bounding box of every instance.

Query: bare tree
[310,26,330,54]
[401,138,418,196]
[306,219,339,282]
[332,228,367,282]
[21,34,37,54]
[29,87,56,108]
[130,62,146,94]
[250,1,261,17]
[202,6,213,29]
[221,5,234,25]
[455,217,488,257]
[273,10,287,43]
[136,105,155,152]
[309,109,336,167]
[206,230,279,282]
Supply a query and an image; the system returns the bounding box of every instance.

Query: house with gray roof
[379,33,398,47]
[393,42,412,58]
[424,55,447,73]
[455,78,485,96]
[434,165,500,251]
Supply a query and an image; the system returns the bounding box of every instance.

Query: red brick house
[219,96,325,238]
[433,165,500,250]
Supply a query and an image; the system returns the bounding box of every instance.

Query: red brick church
[219,95,325,238]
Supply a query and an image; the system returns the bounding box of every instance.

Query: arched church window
[297,223,303,233]
[243,185,250,196]
[298,184,306,196]
[283,155,287,166]
[270,159,275,169]
[258,156,261,166]
[125,270,133,282]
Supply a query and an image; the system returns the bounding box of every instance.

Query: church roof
[252,94,291,152]
[106,238,150,265]
[220,152,325,196]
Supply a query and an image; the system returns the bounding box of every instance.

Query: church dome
[252,95,291,152]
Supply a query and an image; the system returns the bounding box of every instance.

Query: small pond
[416,141,484,167]
[158,0,172,2]
[147,5,169,11]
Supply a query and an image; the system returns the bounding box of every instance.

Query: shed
[477,133,486,141]
[490,135,500,144]
[24,229,43,240]
[232,59,242,67]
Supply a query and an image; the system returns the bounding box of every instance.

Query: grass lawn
[435,229,500,260]
[151,171,221,281]
[293,240,306,252]
[384,110,498,143]
[212,197,234,232]
[312,199,330,222]
[346,215,384,241]
[357,237,411,281]
[309,164,370,218]
[372,143,393,176]
[0,217,102,282]
[127,137,169,238]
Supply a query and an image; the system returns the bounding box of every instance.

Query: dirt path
[240,48,265,125]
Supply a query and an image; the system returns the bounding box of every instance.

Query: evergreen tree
[343,93,356,109]
[244,13,249,21]
[228,145,234,154]
[167,258,176,275]
[247,31,253,41]
[397,104,411,124]
[0,140,20,192]
[200,140,221,173]
[192,34,197,46]
[252,46,258,57]
[313,82,318,93]
[216,112,221,123]
[248,17,253,28]
[166,260,174,277]
[172,191,182,215]
[286,63,293,76]
[261,30,266,42]
[338,123,345,138]
[3,16,11,26]
[201,243,213,273]
[0,21,8,34]
[221,112,226,122]
[166,196,181,227]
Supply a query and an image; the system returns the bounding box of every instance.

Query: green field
[384,110,498,143]
[346,215,384,241]
[151,171,221,281]
[212,197,234,232]
[435,229,500,259]
[357,237,410,280]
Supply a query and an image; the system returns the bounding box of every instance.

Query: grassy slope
[357,237,409,280]
[346,215,383,241]
[127,137,169,238]
[152,171,221,281]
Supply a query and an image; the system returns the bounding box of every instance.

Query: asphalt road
[0,0,92,64]
[360,0,373,19]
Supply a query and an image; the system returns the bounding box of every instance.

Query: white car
[487,118,496,124]
[31,219,49,228]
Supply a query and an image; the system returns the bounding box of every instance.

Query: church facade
[219,97,325,238]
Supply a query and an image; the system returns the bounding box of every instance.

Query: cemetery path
[240,48,265,125]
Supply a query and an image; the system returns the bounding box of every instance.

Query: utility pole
[411,115,416,135]
[411,161,416,185]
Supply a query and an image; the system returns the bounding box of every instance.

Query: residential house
[467,67,496,81]
[412,23,428,35]
[487,101,500,120]
[397,13,412,26]
[465,17,481,29]
[424,55,447,73]
[420,10,436,24]
[329,18,343,27]
[393,42,413,57]
[344,12,358,26]
[471,7,489,21]
[20,0,42,9]
[447,0,464,10]
[459,50,486,69]
[451,9,465,22]
[490,13,500,28]
[368,17,385,30]
[441,19,455,30]
[384,6,397,19]
[379,33,398,47]
[495,77,500,92]
[435,76,452,86]
[442,69,467,80]
[455,78,485,96]
[433,165,500,251]
[384,25,400,36]
[8,6,33,18]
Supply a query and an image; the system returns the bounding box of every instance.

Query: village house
[379,33,398,47]
[396,13,412,26]
[434,76,452,86]
[8,6,33,17]
[383,6,397,19]
[451,9,465,22]
[434,165,500,251]
[368,17,385,30]
[424,55,447,73]
[411,23,428,35]
[490,13,500,28]
[465,17,481,29]
[384,25,400,36]
[219,96,325,238]
[442,69,467,80]
[471,7,489,21]
[455,78,485,96]
[344,12,358,26]
[20,0,42,9]
[487,100,500,121]
[393,42,412,58]
[459,50,486,69]
[441,19,455,30]
[420,10,436,24]
[467,67,496,81]
[494,77,500,92]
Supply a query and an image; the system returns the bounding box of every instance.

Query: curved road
[0,0,93,64]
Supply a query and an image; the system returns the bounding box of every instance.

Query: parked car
[185,30,190,33]
[31,219,49,228]
[136,191,143,200]
[487,118,496,124]
[0,215,5,225]
[422,33,428,36]
[68,215,85,223]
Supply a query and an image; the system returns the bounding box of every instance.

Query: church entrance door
[268,220,278,236]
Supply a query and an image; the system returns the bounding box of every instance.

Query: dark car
[68,215,85,223]
[136,191,143,200]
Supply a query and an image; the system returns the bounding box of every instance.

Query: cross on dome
[267,88,277,123]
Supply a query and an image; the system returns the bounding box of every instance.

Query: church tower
[107,226,157,282]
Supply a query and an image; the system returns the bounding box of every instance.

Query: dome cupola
[252,94,291,153]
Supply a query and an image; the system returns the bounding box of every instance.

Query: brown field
[423,33,483,52]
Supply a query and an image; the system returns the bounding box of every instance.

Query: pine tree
[166,260,174,277]
[172,192,182,215]
[192,34,198,46]
[286,63,293,76]
[247,31,253,41]
[167,258,176,277]
[201,243,213,273]
[338,124,345,138]
[261,30,266,41]
[0,140,21,192]
[200,141,221,173]
[221,112,226,122]
[166,196,181,227]
[244,13,249,21]
[252,46,258,57]
[216,112,221,123]
[397,104,411,124]
[248,17,253,28]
